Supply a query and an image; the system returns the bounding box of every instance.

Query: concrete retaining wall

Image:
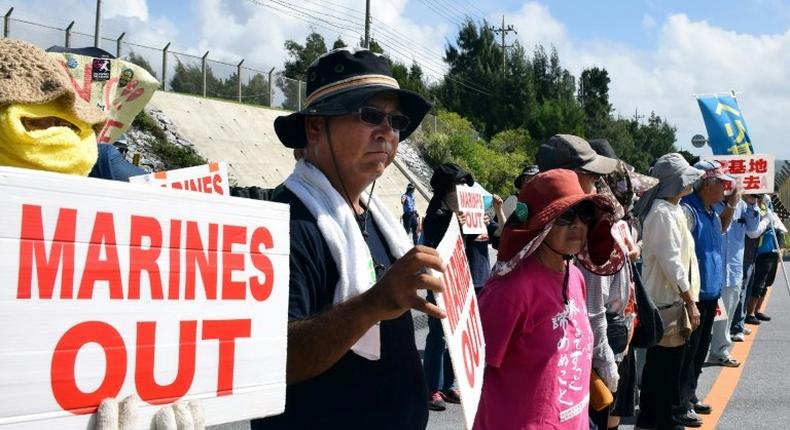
[148,91,430,221]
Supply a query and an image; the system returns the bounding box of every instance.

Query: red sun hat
[497,169,622,274]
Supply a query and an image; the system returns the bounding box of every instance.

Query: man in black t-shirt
[251,48,442,430]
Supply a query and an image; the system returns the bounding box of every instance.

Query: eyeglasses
[555,201,596,226]
[358,106,411,131]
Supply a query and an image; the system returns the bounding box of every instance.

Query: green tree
[631,112,678,171]
[126,51,157,79]
[578,67,612,137]
[416,112,528,197]
[391,60,428,96]
[358,37,385,54]
[278,31,329,110]
[332,36,347,50]
[169,60,221,96]
[439,19,504,138]
[242,72,271,106]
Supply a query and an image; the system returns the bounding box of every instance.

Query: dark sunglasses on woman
[555,200,596,226]
[358,106,411,131]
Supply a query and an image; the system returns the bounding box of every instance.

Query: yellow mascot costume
[0,38,106,175]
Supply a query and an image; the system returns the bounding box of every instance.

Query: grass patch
[132,111,206,170]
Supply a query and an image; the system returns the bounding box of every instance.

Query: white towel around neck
[285,160,412,360]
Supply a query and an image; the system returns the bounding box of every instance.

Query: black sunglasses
[358,106,411,131]
[555,201,596,226]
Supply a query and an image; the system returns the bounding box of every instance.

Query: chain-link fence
[1,9,305,110]
[0,8,449,136]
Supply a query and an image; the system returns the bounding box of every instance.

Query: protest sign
[49,52,159,145]
[130,162,230,196]
[0,167,289,429]
[700,154,775,194]
[455,185,486,235]
[432,216,485,429]
[714,298,729,322]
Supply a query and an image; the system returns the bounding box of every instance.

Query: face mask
[0,101,98,176]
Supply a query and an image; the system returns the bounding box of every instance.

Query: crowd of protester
[401,120,785,429]
[211,46,789,430]
[4,37,786,429]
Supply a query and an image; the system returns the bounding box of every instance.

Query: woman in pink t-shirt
[473,169,621,430]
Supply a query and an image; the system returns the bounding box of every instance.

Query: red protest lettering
[249,227,274,301]
[135,321,197,405]
[460,191,481,209]
[461,299,483,388]
[78,212,123,299]
[729,159,747,174]
[168,219,182,299]
[467,212,482,229]
[202,319,252,396]
[128,215,164,300]
[124,86,145,103]
[59,62,93,102]
[443,236,471,333]
[749,158,768,174]
[51,321,126,414]
[221,225,247,300]
[201,176,213,194]
[120,79,140,98]
[185,221,218,300]
[213,174,224,195]
[743,175,761,190]
[17,205,77,299]
[97,119,125,144]
[442,270,460,333]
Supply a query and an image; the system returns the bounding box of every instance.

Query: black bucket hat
[430,162,474,193]
[274,48,433,149]
[514,164,539,189]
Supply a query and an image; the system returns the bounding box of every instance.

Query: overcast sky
[2,0,789,159]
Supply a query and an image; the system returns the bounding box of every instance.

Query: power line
[452,0,488,21]
[246,0,492,95]
[431,0,484,23]
[416,0,465,27]
[288,0,485,93]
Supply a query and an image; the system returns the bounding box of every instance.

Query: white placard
[699,154,775,194]
[714,297,729,322]
[0,167,288,429]
[432,216,485,429]
[130,162,230,196]
[455,185,486,235]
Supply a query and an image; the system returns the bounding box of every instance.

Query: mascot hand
[95,396,205,430]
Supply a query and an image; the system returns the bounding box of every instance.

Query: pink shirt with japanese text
[473,256,593,430]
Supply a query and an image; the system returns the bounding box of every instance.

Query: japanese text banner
[696,95,754,155]
[700,154,774,194]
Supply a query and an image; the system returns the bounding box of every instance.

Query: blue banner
[696,95,754,155]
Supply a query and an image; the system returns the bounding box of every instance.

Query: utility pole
[94,0,102,48]
[491,16,516,75]
[633,107,644,123]
[364,0,371,48]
